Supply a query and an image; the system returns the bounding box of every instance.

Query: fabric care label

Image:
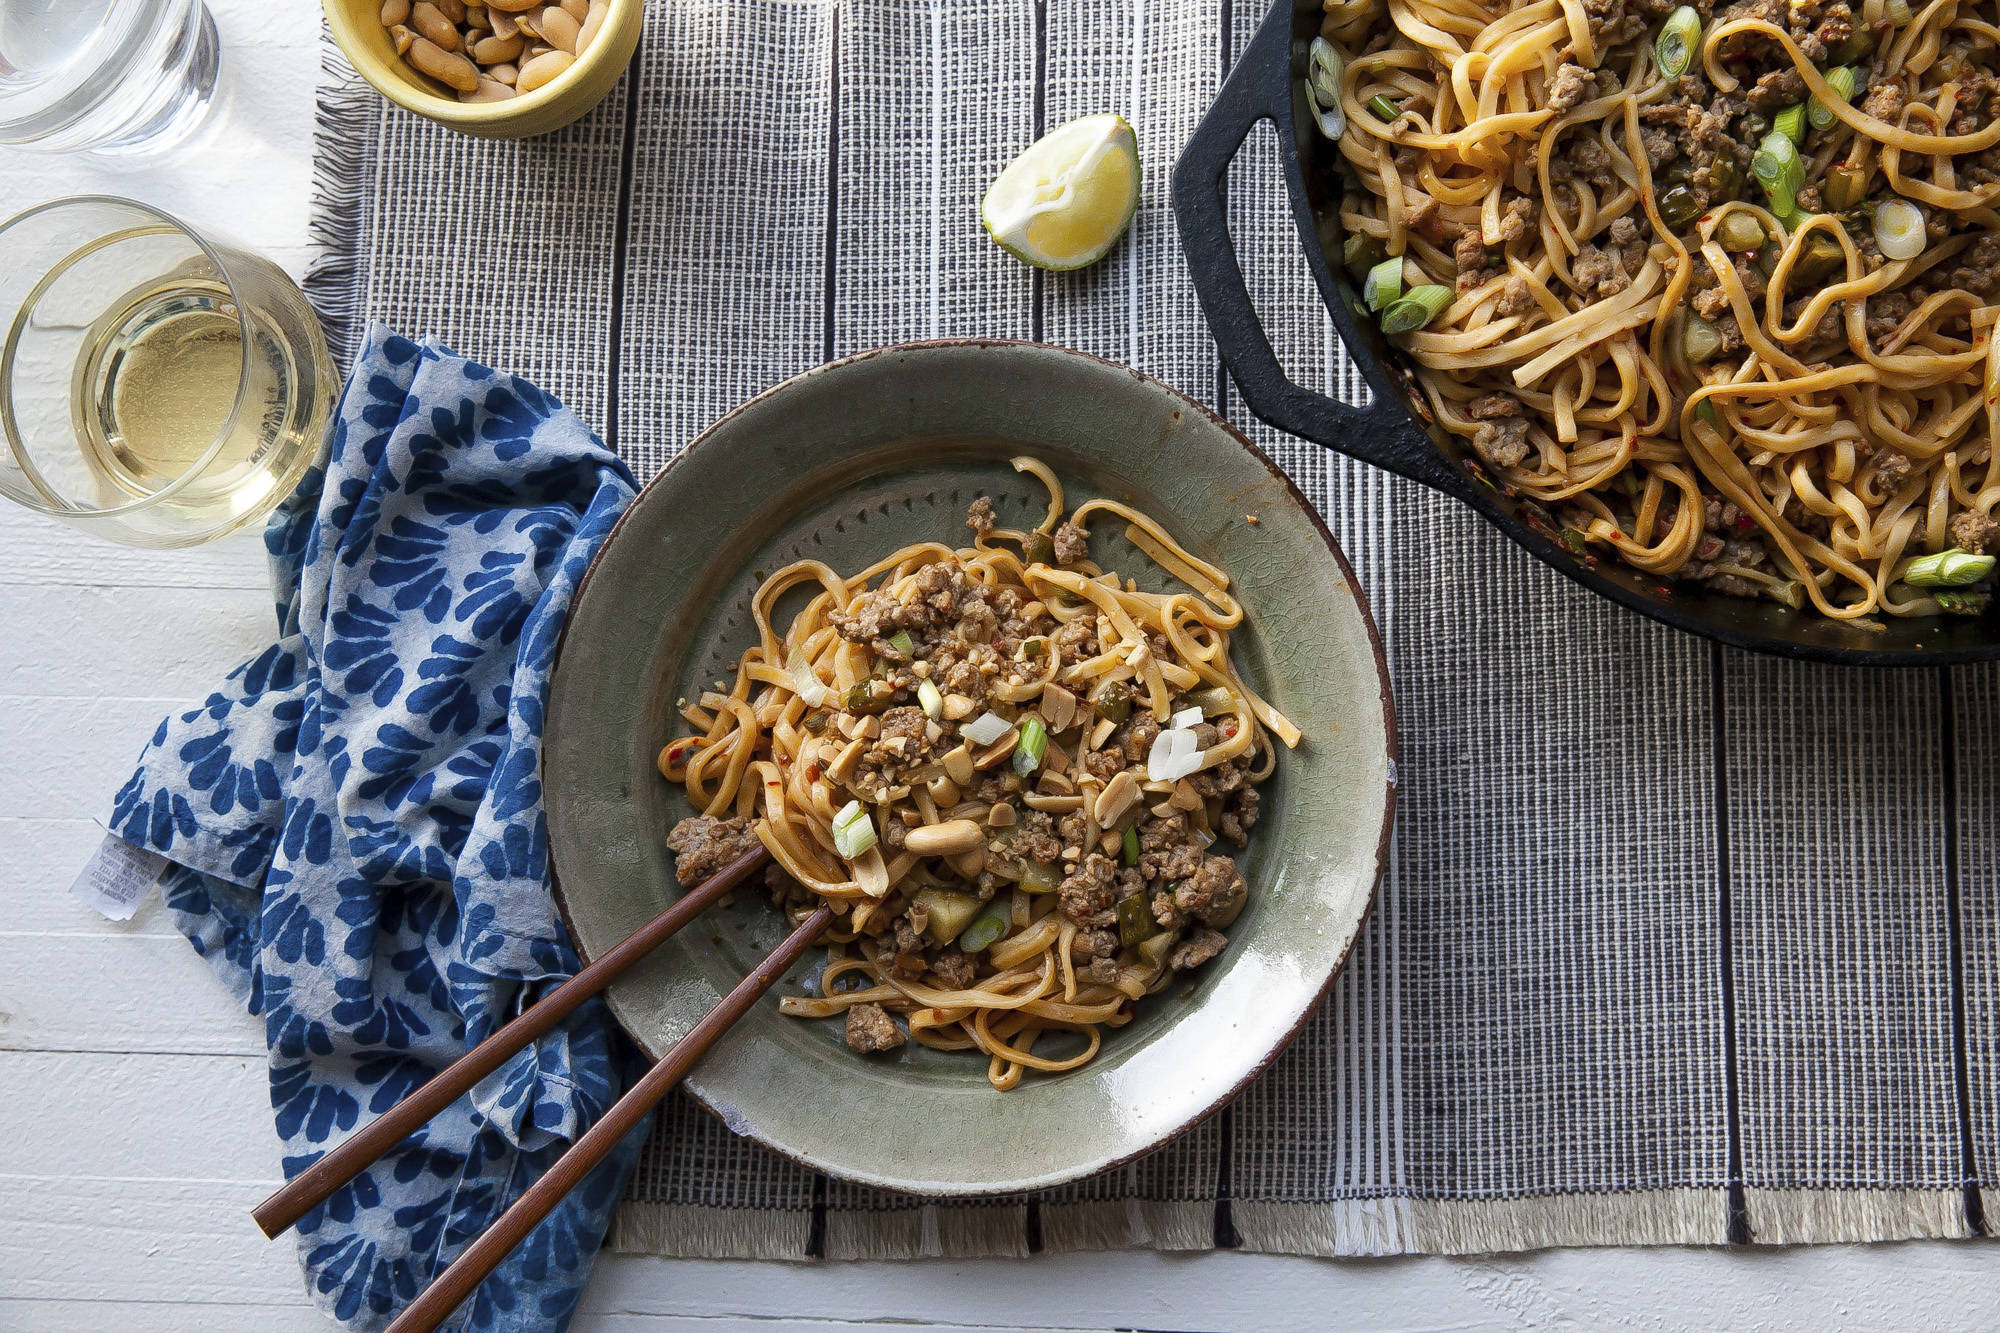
[69,832,173,922]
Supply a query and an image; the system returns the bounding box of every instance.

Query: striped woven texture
[307,0,2000,1260]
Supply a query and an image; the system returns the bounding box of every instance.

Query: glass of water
[0,196,338,548]
[0,0,220,154]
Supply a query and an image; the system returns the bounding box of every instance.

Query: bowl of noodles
[1175,0,2000,662]
[542,340,1395,1195]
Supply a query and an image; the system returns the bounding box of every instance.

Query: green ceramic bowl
[544,340,1396,1195]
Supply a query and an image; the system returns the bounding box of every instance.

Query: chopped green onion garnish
[803,709,829,734]
[1024,531,1055,565]
[1695,399,1720,428]
[1363,256,1404,311]
[1188,685,1234,716]
[917,678,944,720]
[1810,66,1861,130]
[1655,6,1701,78]
[1873,198,1926,261]
[1367,94,1400,122]
[1750,130,1804,221]
[1342,231,1384,275]
[962,710,1013,746]
[1379,284,1453,335]
[1022,636,1046,657]
[1934,589,1991,616]
[831,800,877,859]
[1822,162,1868,211]
[1309,36,1347,140]
[1123,825,1141,865]
[1905,548,1995,588]
[888,630,916,656]
[1658,184,1701,228]
[788,648,830,706]
[1683,314,1725,363]
[1773,103,1807,145]
[1012,716,1048,776]
[957,897,1012,953]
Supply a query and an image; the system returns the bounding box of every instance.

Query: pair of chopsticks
[252,843,813,1333]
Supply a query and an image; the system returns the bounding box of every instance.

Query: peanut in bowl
[323,0,640,138]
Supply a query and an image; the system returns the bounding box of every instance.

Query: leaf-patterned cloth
[109,324,642,1331]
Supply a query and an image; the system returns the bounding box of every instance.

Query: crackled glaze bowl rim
[545,339,1397,1195]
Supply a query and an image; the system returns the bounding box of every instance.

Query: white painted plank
[0,1051,278,1180]
[0,934,259,1055]
[0,817,188,939]
[0,694,191,822]
[0,514,270,591]
[0,584,272,698]
[0,1301,329,1333]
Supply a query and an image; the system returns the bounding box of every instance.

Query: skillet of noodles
[657,459,1300,1090]
[1310,0,2000,622]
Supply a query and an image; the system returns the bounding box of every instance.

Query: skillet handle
[1172,3,1476,502]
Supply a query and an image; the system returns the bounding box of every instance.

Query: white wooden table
[1,5,1993,1330]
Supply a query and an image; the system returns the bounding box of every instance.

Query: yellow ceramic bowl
[323,0,642,138]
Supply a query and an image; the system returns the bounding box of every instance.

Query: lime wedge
[981,113,1140,272]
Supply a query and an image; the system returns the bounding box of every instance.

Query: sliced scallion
[1122,825,1141,866]
[1367,94,1401,122]
[1773,102,1807,145]
[1655,6,1702,78]
[1342,231,1384,274]
[831,800,877,859]
[887,630,916,657]
[962,711,1013,746]
[1715,211,1766,251]
[1363,256,1405,310]
[1379,284,1454,335]
[788,648,830,707]
[1872,198,1926,261]
[1011,716,1048,775]
[1809,65,1861,130]
[1750,130,1804,221]
[1822,162,1869,210]
[1904,548,1995,588]
[1308,36,1347,140]
[957,897,1013,954]
[917,678,944,720]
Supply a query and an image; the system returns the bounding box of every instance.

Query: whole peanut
[408,34,479,90]
[380,0,410,24]
[515,48,574,91]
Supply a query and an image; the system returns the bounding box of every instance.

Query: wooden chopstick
[383,901,836,1333]
[251,843,774,1240]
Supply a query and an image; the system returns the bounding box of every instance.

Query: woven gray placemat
[305,0,2000,1261]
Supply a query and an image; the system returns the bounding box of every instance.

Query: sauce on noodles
[657,459,1299,1090]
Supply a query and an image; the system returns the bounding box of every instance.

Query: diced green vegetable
[1020,860,1060,894]
[1308,36,1347,140]
[832,800,877,859]
[957,897,1013,953]
[1138,930,1177,973]
[1012,716,1048,776]
[1933,589,1991,616]
[1822,163,1868,211]
[888,630,916,657]
[1363,256,1405,311]
[842,681,896,713]
[1716,211,1765,251]
[803,709,830,734]
[1658,184,1701,228]
[1188,685,1234,716]
[1022,636,1047,657]
[1695,399,1720,429]
[1655,6,1701,77]
[1367,94,1400,122]
[1905,548,1996,588]
[1122,825,1141,866]
[1683,314,1725,363]
[1773,103,1807,145]
[1794,229,1844,283]
[1767,580,1805,610]
[1809,66,1861,130]
[918,678,944,719]
[1090,678,1134,724]
[1024,531,1055,565]
[914,887,983,946]
[1706,156,1744,202]
[1380,284,1453,336]
[1116,892,1156,948]
[1343,231,1384,275]
[1750,131,1804,221]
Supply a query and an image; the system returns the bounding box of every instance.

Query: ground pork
[665,815,762,886]
[1051,520,1090,565]
[845,1002,905,1053]
[1170,928,1229,971]
[1950,510,1999,555]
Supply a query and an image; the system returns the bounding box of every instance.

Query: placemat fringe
[1040,1200,1216,1253]
[825,1203,1032,1261]
[1233,1197,1416,1257]
[1742,1188,1974,1245]
[610,1202,812,1261]
[1234,1190,1725,1256]
[304,39,375,368]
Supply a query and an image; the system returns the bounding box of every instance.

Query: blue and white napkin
[106,324,642,1331]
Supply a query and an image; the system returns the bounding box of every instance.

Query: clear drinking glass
[0,0,219,154]
[0,197,338,548]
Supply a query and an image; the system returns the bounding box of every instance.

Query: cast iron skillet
[1172,0,2000,665]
